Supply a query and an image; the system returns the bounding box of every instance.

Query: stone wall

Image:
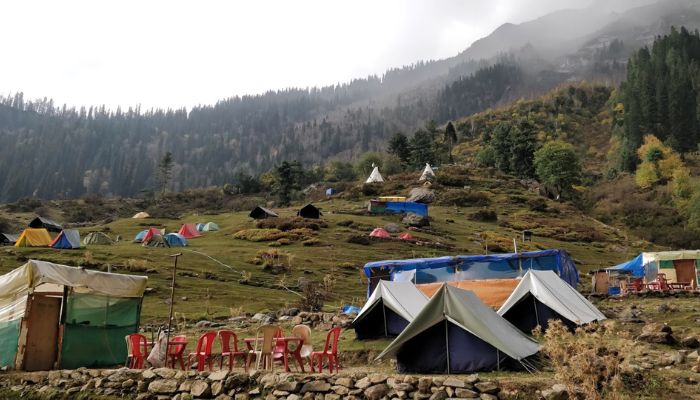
[0,368,508,400]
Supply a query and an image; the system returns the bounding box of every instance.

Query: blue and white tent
[50,229,81,249]
[133,230,148,243]
[164,233,187,247]
[196,223,205,232]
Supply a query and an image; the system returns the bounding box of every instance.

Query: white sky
[0,0,595,109]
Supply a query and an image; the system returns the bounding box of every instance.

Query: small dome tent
[369,228,391,238]
[202,222,219,232]
[178,224,201,239]
[49,230,81,249]
[196,223,205,232]
[419,163,435,181]
[132,212,150,219]
[164,233,187,247]
[366,166,384,183]
[83,232,113,246]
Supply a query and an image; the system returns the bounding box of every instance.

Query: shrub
[256,217,326,231]
[469,210,498,222]
[233,229,286,242]
[297,281,324,312]
[337,220,353,227]
[436,189,490,207]
[528,197,548,212]
[302,238,321,246]
[361,183,381,196]
[347,235,371,245]
[435,165,470,187]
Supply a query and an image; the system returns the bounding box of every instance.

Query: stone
[179,380,193,392]
[324,394,341,400]
[368,374,388,384]
[142,370,157,380]
[276,380,301,392]
[355,377,371,389]
[301,381,331,393]
[251,313,266,321]
[248,388,261,396]
[190,380,211,397]
[66,387,81,395]
[443,377,466,388]
[235,394,250,400]
[429,389,448,400]
[465,374,480,384]
[407,187,436,204]
[474,381,499,394]
[153,368,177,379]
[454,388,479,398]
[479,394,498,400]
[209,370,229,381]
[215,395,233,400]
[641,362,655,369]
[273,390,290,396]
[638,331,676,345]
[689,350,699,360]
[392,383,414,392]
[287,395,301,400]
[211,381,224,396]
[332,385,349,395]
[668,351,686,365]
[122,379,135,389]
[682,336,700,349]
[148,379,179,394]
[403,213,430,227]
[137,380,148,392]
[417,377,432,393]
[364,383,389,400]
[541,384,568,400]
[335,377,353,388]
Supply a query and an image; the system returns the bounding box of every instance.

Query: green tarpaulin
[0,319,20,367]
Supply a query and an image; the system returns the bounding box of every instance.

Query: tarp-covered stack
[498,270,606,333]
[351,281,428,339]
[377,284,539,374]
[0,260,147,371]
[49,230,81,249]
[15,229,53,248]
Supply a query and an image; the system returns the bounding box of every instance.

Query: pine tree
[156,152,174,195]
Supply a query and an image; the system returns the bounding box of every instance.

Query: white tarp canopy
[377,284,539,362]
[419,163,435,181]
[366,166,384,183]
[353,280,428,325]
[0,260,148,323]
[643,250,700,263]
[498,270,606,325]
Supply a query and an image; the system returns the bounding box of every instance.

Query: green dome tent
[202,222,219,231]
[83,232,113,246]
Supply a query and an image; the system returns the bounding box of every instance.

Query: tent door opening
[22,294,62,371]
[673,259,697,289]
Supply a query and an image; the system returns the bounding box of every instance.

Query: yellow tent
[15,228,53,247]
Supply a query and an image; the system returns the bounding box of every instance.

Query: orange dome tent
[369,228,391,239]
[398,232,413,240]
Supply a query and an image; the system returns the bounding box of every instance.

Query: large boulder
[407,187,436,204]
[402,213,430,227]
[639,323,676,344]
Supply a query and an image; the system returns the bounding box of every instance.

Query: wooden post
[166,253,182,357]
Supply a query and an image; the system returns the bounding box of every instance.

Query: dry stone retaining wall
[0,368,509,399]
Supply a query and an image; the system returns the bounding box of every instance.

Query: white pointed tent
[351,280,428,339]
[377,284,540,373]
[366,166,384,183]
[498,270,606,333]
[418,163,435,181]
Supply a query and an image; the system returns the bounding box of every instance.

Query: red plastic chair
[310,327,342,373]
[187,331,217,371]
[218,330,247,371]
[167,335,188,370]
[125,334,149,369]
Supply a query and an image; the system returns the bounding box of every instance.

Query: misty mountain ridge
[0,0,698,202]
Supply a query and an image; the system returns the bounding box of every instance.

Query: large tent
[249,206,279,219]
[1,233,18,246]
[49,230,81,250]
[498,270,606,333]
[132,212,150,219]
[164,233,187,247]
[28,217,63,233]
[366,166,384,183]
[297,204,321,219]
[364,249,579,296]
[178,223,201,239]
[15,229,53,248]
[0,260,147,371]
[419,163,435,181]
[83,232,113,246]
[377,284,540,374]
[202,222,219,232]
[606,251,700,289]
[351,281,428,339]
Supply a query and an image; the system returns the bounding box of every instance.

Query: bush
[347,235,371,245]
[297,281,324,312]
[469,210,498,222]
[361,183,381,196]
[233,229,286,242]
[256,217,327,231]
[528,197,548,212]
[337,220,353,227]
[435,166,470,187]
[436,189,490,207]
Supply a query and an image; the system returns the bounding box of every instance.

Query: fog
[0,0,658,108]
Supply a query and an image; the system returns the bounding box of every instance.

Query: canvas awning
[498,270,606,325]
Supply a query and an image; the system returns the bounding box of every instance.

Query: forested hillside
[0,0,698,202]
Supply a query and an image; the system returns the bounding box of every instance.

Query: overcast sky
[0,0,600,109]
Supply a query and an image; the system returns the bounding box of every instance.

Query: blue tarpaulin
[364,249,579,295]
[606,254,644,278]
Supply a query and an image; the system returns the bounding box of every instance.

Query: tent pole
[382,301,388,337]
[444,320,450,374]
[533,296,540,328]
[166,253,182,357]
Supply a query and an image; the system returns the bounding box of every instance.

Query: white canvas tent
[418,163,435,181]
[377,284,539,373]
[0,260,147,371]
[366,166,384,183]
[132,212,150,219]
[351,280,428,339]
[498,270,606,333]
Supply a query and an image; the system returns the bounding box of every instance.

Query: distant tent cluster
[8,215,117,250]
[364,163,435,184]
[369,228,414,242]
[359,270,605,374]
[132,221,219,248]
[249,204,323,220]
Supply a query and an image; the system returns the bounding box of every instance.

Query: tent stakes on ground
[497,270,606,333]
[350,280,428,339]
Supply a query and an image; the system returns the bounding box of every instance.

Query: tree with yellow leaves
[634,135,685,189]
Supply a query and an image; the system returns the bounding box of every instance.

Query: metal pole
[166,253,182,358]
[444,319,450,374]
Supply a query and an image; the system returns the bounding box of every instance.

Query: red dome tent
[369,228,391,239]
[398,232,413,241]
[141,227,163,243]
[178,223,201,239]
